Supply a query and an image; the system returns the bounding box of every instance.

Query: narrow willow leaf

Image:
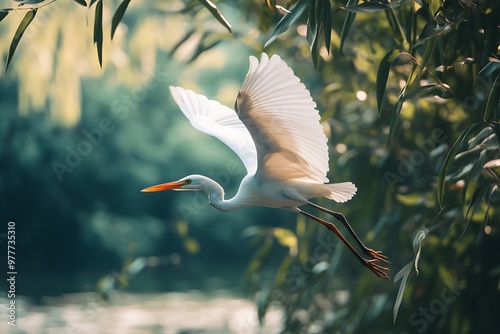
[310,0,324,68]
[306,0,317,47]
[93,0,103,67]
[256,288,272,325]
[0,11,8,22]
[429,0,443,18]
[265,0,307,47]
[402,84,452,101]
[437,123,482,207]
[412,37,435,85]
[459,181,489,239]
[418,21,436,42]
[339,0,358,54]
[323,0,332,53]
[483,74,500,121]
[376,48,405,114]
[489,121,500,146]
[412,228,428,275]
[484,187,493,226]
[393,262,412,324]
[342,1,390,13]
[198,0,231,33]
[89,0,98,7]
[73,0,87,6]
[464,181,489,223]
[17,0,44,6]
[6,8,37,70]
[311,33,319,68]
[478,61,500,78]
[388,97,404,144]
[111,0,130,39]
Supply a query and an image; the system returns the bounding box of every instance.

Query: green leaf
[429,0,443,18]
[489,121,500,147]
[322,0,332,54]
[464,181,489,223]
[339,0,358,54]
[17,0,44,6]
[308,0,324,68]
[73,0,87,6]
[265,0,308,47]
[394,226,429,323]
[342,1,390,13]
[198,0,231,33]
[5,8,37,71]
[388,97,404,144]
[111,0,130,39]
[478,61,500,78]
[437,123,482,207]
[376,48,405,114]
[401,84,453,101]
[0,11,8,22]
[409,37,435,88]
[483,74,500,122]
[93,0,103,67]
[306,0,317,47]
[412,227,429,275]
[418,21,436,41]
[393,262,412,324]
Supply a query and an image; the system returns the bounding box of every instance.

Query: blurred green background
[0,0,499,333]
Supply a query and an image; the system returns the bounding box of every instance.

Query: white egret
[142,53,389,278]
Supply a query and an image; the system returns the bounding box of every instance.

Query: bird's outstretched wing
[169,86,258,174]
[236,53,329,183]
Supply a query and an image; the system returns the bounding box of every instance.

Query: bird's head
[141,175,210,193]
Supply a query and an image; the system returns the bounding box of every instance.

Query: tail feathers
[325,182,357,203]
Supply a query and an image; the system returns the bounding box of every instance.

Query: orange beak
[141,181,184,192]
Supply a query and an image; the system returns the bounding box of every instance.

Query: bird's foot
[363,247,390,264]
[362,258,390,279]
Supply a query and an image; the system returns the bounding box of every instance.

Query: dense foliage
[1,0,499,333]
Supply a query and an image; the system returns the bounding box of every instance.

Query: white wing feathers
[168,53,357,202]
[324,182,357,203]
[236,54,330,183]
[169,86,258,174]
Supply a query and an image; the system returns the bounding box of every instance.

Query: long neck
[202,177,247,212]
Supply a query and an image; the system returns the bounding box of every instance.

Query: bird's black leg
[307,202,390,264]
[299,210,389,279]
